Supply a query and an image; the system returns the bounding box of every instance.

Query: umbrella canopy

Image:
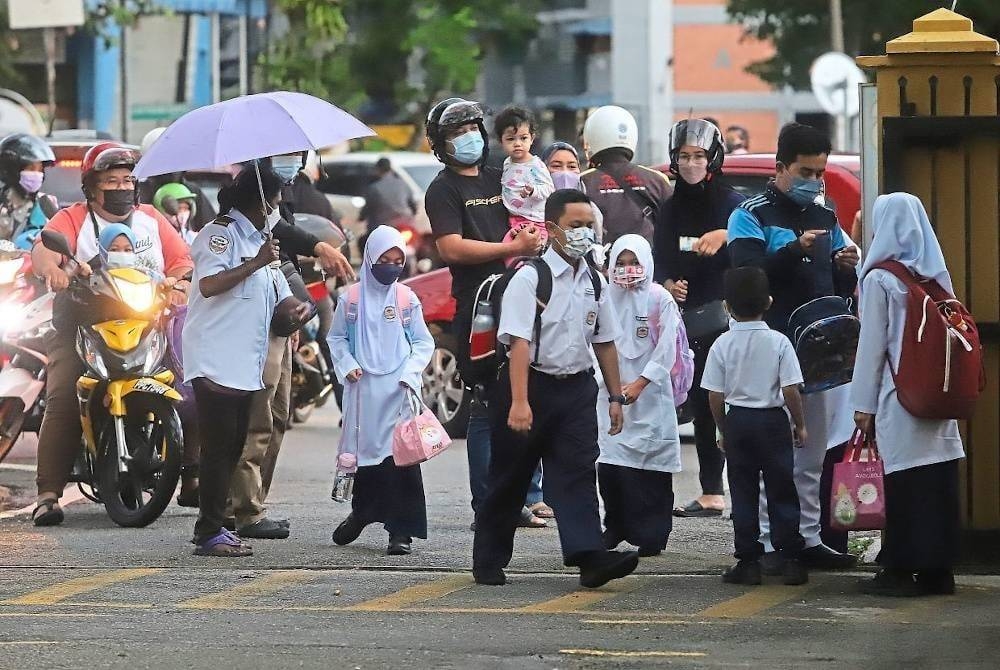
[134,91,375,179]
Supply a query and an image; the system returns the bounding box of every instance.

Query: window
[315,163,380,197]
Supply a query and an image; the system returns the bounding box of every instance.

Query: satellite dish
[810,52,867,118]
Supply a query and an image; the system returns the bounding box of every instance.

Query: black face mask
[101,190,136,217]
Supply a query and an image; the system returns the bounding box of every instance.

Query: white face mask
[106,251,136,269]
[176,210,191,227]
[265,205,282,232]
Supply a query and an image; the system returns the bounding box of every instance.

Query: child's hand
[519,184,534,198]
[346,369,363,382]
[508,400,533,433]
[793,425,808,448]
[621,378,649,404]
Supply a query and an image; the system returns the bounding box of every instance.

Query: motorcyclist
[0,133,58,249]
[30,143,194,526]
[578,105,673,246]
[153,182,200,244]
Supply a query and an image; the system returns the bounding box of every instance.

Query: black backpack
[464,256,603,386]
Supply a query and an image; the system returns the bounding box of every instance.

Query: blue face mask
[787,177,822,208]
[271,156,301,184]
[447,130,485,166]
[371,262,404,285]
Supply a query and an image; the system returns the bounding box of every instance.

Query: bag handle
[398,383,424,418]
[845,428,881,463]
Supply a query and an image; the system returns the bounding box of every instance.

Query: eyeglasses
[99,176,138,189]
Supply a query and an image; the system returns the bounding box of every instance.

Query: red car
[406,153,861,436]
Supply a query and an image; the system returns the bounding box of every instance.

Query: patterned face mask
[611,264,645,288]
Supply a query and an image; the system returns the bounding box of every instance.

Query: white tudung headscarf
[608,234,655,360]
[858,192,954,296]
[354,225,410,375]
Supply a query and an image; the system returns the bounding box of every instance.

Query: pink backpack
[646,285,695,407]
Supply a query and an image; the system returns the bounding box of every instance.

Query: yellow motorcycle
[41,230,183,527]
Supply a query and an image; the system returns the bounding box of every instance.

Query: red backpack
[874,261,984,420]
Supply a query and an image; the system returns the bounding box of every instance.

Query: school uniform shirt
[701,321,803,409]
[596,235,682,473]
[327,226,435,467]
[182,209,292,391]
[850,271,964,475]
[498,247,619,376]
[43,202,192,278]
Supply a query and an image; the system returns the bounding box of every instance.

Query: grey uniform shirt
[498,247,619,376]
[701,320,803,409]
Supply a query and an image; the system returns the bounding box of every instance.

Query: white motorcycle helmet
[140,127,167,155]
[583,105,638,161]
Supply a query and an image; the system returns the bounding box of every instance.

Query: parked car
[405,153,862,437]
[315,151,442,269]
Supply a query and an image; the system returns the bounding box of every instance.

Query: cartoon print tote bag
[392,386,452,467]
[830,429,886,531]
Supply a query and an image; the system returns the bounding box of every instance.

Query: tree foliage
[728,0,1000,89]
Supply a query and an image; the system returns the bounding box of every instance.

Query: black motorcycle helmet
[667,118,725,177]
[0,133,56,196]
[425,97,489,167]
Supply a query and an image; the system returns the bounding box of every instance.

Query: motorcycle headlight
[76,331,109,378]
[113,276,156,312]
[0,257,23,285]
[141,329,167,376]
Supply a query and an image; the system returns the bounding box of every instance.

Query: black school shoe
[473,568,507,586]
[916,570,956,596]
[800,543,858,569]
[782,559,809,585]
[579,550,640,589]
[602,529,625,550]
[861,569,921,597]
[387,535,412,556]
[332,513,368,545]
[722,560,763,585]
[760,552,784,576]
[238,518,291,539]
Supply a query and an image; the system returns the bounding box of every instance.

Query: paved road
[1,405,998,668]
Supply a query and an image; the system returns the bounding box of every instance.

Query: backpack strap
[344,283,414,356]
[874,260,952,301]
[528,258,553,366]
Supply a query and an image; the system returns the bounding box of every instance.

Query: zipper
[943,328,952,393]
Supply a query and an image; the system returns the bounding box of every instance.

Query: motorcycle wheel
[0,398,26,465]
[97,395,183,528]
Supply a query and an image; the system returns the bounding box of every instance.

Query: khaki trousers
[227,334,291,526]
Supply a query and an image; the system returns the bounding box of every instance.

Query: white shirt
[701,320,803,409]
[850,270,964,474]
[183,209,292,391]
[76,208,168,275]
[498,247,619,376]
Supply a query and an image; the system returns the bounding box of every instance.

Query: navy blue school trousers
[725,406,805,561]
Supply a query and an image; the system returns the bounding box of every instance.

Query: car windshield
[401,165,440,193]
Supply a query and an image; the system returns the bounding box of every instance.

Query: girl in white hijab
[596,234,683,557]
[327,225,435,556]
[851,193,964,597]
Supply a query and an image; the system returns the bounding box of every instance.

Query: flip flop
[32,499,64,527]
[517,507,548,528]
[193,529,253,557]
[672,500,724,518]
[528,502,555,519]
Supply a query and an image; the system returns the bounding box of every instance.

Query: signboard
[7,0,86,30]
[131,104,192,122]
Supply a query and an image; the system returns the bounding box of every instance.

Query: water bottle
[469,300,496,360]
[331,452,357,503]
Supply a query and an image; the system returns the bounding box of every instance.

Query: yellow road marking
[560,649,706,658]
[582,618,692,625]
[698,583,816,619]
[3,569,162,606]
[179,570,318,610]
[345,575,472,611]
[518,577,643,613]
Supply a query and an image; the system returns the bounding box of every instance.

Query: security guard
[183,164,309,558]
[472,189,639,589]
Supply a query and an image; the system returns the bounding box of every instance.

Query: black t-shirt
[424,166,509,305]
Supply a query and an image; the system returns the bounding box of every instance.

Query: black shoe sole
[386,543,412,556]
[332,517,366,545]
[473,571,506,586]
[237,528,290,540]
[580,552,640,589]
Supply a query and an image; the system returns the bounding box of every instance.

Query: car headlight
[113,276,155,312]
[76,331,108,378]
[0,257,23,285]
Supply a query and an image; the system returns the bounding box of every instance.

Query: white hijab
[355,225,410,375]
[608,234,655,360]
[858,192,954,295]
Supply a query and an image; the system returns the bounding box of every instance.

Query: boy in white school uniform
[473,189,640,589]
[701,267,809,586]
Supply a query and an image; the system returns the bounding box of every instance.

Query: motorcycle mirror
[40,230,74,258]
[161,196,179,216]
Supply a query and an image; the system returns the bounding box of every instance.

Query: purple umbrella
[134,91,375,179]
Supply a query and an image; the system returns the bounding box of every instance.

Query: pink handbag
[830,429,886,531]
[392,387,452,467]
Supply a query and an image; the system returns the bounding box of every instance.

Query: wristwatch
[608,394,626,405]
